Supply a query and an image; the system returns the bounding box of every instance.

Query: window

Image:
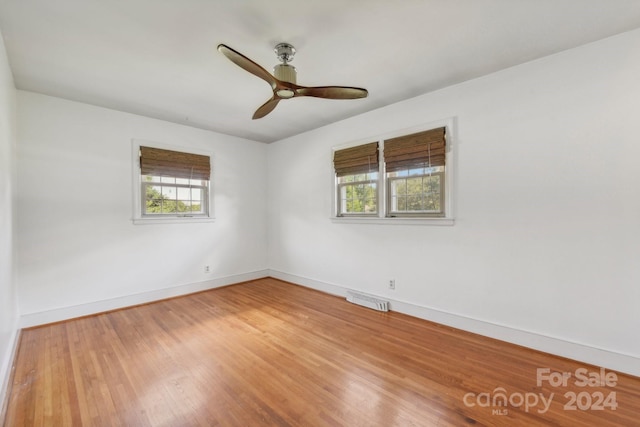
[332,123,452,223]
[134,143,212,223]
[384,127,446,218]
[333,142,379,216]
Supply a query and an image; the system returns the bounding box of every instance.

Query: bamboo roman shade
[383,127,446,172]
[140,146,210,180]
[333,142,379,177]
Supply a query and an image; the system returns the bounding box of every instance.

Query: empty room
[1,1,639,426]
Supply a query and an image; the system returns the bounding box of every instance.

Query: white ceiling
[1,1,640,143]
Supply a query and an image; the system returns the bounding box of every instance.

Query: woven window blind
[140,146,210,180]
[383,127,446,172]
[333,142,379,177]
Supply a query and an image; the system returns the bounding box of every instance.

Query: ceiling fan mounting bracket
[274,43,295,64]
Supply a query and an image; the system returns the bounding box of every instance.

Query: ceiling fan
[217,43,368,119]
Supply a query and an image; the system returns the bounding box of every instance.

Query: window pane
[177,187,190,200]
[339,182,377,214]
[406,177,422,193]
[146,199,163,213]
[407,195,421,210]
[364,198,377,213]
[160,176,175,184]
[345,198,355,212]
[338,172,377,184]
[161,186,175,198]
[396,196,406,211]
[425,176,440,192]
[391,179,406,196]
[176,178,189,185]
[426,195,438,211]
[162,201,177,213]
[147,185,162,198]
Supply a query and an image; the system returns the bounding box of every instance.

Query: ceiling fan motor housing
[273,63,296,84]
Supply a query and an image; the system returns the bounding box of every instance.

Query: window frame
[331,118,455,226]
[132,139,215,225]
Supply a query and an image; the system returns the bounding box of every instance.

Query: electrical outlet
[204,265,210,273]
[389,279,395,290]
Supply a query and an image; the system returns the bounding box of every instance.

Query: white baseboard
[0,321,20,424]
[268,269,640,378]
[19,270,270,328]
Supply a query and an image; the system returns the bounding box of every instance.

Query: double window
[134,143,212,223]
[333,125,450,220]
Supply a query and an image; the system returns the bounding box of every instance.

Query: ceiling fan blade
[253,97,280,119]
[217,44,277,89]
[296,86,368,99]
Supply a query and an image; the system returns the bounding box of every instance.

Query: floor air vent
[346,291,389,312]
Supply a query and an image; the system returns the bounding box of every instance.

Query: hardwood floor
[4,278,639,426]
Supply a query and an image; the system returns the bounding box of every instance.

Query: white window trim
[331,117,456,226]
[131,139,215,225]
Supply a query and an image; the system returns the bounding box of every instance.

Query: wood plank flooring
[4,278,640,426]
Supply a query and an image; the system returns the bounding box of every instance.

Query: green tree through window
[143,176,205,216]
[145,185,202,214]
[338,172,378,215]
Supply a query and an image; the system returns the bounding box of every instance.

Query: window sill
[330,216,454,226]
[132,216,216,225]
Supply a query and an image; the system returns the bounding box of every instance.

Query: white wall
[267,29,640,375]
[0,28,18,415]
[16,92,268,323]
